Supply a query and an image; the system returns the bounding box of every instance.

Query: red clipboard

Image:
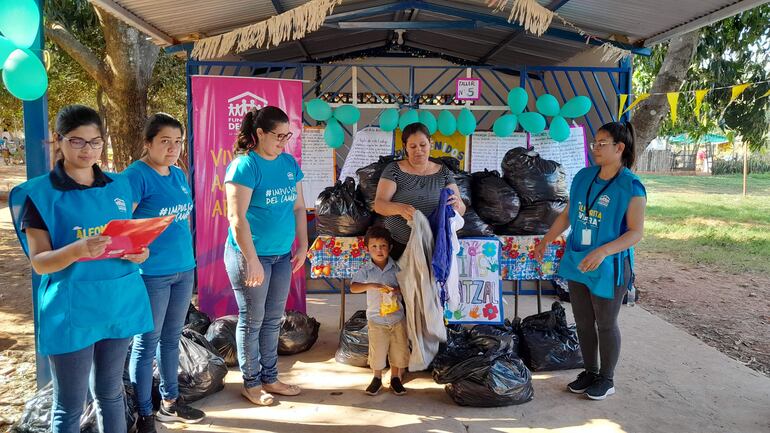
[79,215,176,261]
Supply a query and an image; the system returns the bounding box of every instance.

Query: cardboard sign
[456,78,482,101]
[445,238,503,324]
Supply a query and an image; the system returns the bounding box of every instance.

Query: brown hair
[235,106,289,152]
[364,225,393,247]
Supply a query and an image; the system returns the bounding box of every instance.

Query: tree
[633,4,770,156]
[45,0,160,169]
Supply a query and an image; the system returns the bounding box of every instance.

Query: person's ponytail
[235,108,259,152]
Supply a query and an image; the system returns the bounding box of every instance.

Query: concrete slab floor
[160,294,770,433]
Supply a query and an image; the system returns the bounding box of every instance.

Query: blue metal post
[23,0,51,389]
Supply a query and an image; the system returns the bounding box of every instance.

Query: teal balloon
[333,105,360,125]
[418,110,437,135]
[306,99,332,121]
[457,108,476,136]
[507,87,529,114]
[519,112,546,134]
[398,109,419,131]
[324,118,345,148]
[0,0,40,48]
[560,96,592,118]
[493,114,517,137]
[379,108,399,131]
[2,49,48,101]
[536,94,561,117]
[437,110,456,136]
[549,116,571,142]
[0,37,16,68]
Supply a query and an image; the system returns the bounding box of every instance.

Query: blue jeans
[224,242,292,389]
[49,338,131,433]
[129,270,194,416]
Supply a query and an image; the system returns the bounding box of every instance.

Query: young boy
[351,226,409,396]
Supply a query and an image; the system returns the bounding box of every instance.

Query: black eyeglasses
[63,136,105,149]
[268,131,293,142]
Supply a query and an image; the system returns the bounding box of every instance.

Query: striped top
[380,161,455,245]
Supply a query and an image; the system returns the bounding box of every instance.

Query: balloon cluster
[494,88,592,142]
[305,99,361,149]
[379,107,477,137]
[1,0,48,101]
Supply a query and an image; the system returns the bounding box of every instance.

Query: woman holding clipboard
[10,105,153,433]
[534,121,647,401]
[124,113,204,433]
[224,106,308,406]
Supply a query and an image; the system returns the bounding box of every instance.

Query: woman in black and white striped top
[374,123,466,259]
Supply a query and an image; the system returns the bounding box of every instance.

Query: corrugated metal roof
[104,0,767,65]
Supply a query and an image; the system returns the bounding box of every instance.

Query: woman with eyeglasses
[534,121,647,401]
[9,105,153,433]
[124,113,204,432]
[224,106,308,406]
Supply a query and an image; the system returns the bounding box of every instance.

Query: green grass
[638,174,770,274]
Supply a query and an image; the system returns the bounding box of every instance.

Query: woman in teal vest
[125,113,204,433]
[224,106,308,406]
[10,105,153,433]
[534,121,646,401]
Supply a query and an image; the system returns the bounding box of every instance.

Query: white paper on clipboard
[300,127,336,209]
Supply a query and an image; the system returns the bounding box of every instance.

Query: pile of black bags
[355,155,401,211]
[432,323,534,407]
[335,310,369,367]
[315,177,372,236]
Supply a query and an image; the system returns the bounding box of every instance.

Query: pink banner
[191,76,306,318]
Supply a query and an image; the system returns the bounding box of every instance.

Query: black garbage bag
[153,332,227,406]
[457,208,495,238]
[356,155,401,211]
[454,171,473,206]
[184,303,212,335]
[444,354,534,407]
[278,310,320,355]
[469,322,520,356]
[315,177,373,236]
[432,327,486,384]
[494,200,566,235]
[12,380,137,433]
[205,315,238,367]
[519,301,584,371]
[471,170,521,225]
[501,148,568,203]
[430,156,462,173]
[183,327,220,356]
[334,310,369,367]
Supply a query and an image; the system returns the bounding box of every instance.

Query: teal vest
[558,166,640,299]
[10,173,153,355]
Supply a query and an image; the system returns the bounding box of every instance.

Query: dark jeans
[224,242,292,388]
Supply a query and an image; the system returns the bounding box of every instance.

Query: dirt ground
[0,165,768,430]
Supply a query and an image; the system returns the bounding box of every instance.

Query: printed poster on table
[191,75,306,318]
[529,126,589,191]
[395,129,466,170]
[300,127,336,209]
[445,238,503,324]
[470,131,528,173]
[339,127,394,183]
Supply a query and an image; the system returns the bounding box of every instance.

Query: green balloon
[2,49,48,101]
[536,94,561,117]
[549,116,571,142]
[560,96,592,118]
[457,108,476,136]
[0,37,16,68]
[519,112,546,134]
[333,104,361,125]
[398,109,419,131]
[437,110,456,136]
[306,98,332,121]
[493,114,517,137]
[0,0,40,48]
[379,108,399,131]
[507,87,529,114]
[324,118,345,148]
[418,110,437,135]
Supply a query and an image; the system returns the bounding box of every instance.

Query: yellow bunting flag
[620,93,649,117]
[762,89,770,98]
[730,84,750,103]
[694,89,708,123]
[667,92,680,123]
[617,94,628,120]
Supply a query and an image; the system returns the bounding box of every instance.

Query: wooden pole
[743,141,748,196]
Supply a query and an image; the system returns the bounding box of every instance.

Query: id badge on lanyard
[581,228,592,246]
